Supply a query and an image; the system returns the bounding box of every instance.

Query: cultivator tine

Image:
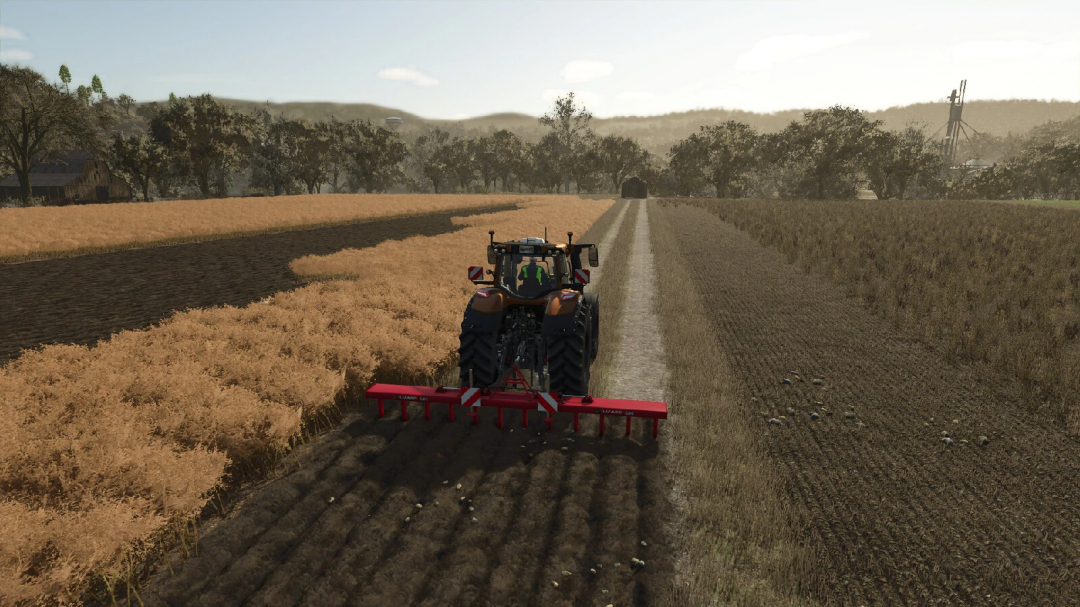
[400,400,409,421]
[599,414,605,437]
[626,416,632,437]
[522,409,528,428]
[573,413,580,432]
[497,407,503,429]
[424,402,431,420]
[377,399,385,418]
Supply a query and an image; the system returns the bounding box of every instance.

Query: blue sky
[1,0,1078,119]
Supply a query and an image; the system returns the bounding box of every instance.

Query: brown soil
[134,201,675,607]
[659,202,1080,606]
[0,205,511,366]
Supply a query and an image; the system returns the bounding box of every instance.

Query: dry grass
[649,201,819,606]
[0,195,612,605]
[692,198,1080,432]
[0,194,527,263]
[568,200,637,399]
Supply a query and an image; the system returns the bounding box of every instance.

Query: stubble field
[655,200,1080,605]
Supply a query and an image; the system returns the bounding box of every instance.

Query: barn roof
[0,151,97,187]
[0,173,82,187]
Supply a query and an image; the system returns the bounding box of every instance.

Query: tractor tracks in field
[140,199,677,607]
[662,202,1080,606]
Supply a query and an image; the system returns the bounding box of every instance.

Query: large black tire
[546,303,591,396]
[583,293,599,362]
[458,329,499,388]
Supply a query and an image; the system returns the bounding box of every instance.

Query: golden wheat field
[0,196,611,605]
[0,194,529,263]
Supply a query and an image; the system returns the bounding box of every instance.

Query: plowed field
[137,201,676,607]
[657,202,1080,606]
[0,205,510,365]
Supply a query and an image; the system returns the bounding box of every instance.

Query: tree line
[2,62,1077,204]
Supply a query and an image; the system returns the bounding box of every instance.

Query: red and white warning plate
[536,391,559,413]
[574,269,590,284]
[460,387,481,407]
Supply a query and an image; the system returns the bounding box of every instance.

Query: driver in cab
[517,256,550,294]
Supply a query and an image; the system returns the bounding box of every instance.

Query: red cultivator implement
[366,363,668,438]
[365,230,668,438]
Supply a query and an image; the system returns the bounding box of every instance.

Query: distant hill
[150,98,1080,156]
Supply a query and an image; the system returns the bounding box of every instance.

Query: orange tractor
[365,230,668,438]
[459,231,599,396]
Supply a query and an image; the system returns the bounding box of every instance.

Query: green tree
[0,64,106,203]
[698,121,760,198]
[538,92,594,193]
[168,92,179,108]
[150,94,254,198]
[780,105,881,199]
[666,133,711,196]
[345,119,407,193]
[445,137,476,191]
[490,129,523,192]
[597,134,648,194]
[250,108,303,196]
[58,64,71,92]
[109,132,169,202]
[864,125,943,200]
[470,136,498,192]
[569,134,604,193]
[294,120,333,194]
[411,127,453,193]
[90,74,105,98]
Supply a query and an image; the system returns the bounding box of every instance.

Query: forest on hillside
[2,63,1079,205]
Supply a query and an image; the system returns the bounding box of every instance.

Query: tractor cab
[496,239,567,300]
[469,232,599,299]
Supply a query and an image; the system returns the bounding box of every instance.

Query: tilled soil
[138,201,675,607]
[0,206,509,365]
[660,203,1080,606]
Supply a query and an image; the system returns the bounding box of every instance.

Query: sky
[1,0,1078,120]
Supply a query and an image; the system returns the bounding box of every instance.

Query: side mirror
[487,246,497,265]
[588,245,599,268]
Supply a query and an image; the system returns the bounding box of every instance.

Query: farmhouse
[0,151,132,204]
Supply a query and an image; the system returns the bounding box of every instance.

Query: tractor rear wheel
[583,293,599,362]
[546,302,591,396]
[458,329,499,388]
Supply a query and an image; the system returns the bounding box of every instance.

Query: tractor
[458,231,599,396]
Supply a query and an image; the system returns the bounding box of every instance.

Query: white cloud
[0,26,26,40]
[736,32,869,71]
[377,66,438,87]
[0,49,33,61]
[949,39,1080,61]
[559,60,614,83]
[541,89,601,108]
[616,91,654,102]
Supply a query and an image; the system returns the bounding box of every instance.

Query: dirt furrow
[0,205,512,366]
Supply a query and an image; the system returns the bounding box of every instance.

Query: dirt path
[0,205,511,366]
[662,203,1080,606]
[609,200,668,403]
[138,200,676,607]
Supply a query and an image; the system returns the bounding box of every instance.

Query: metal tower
[942,80,966,168]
